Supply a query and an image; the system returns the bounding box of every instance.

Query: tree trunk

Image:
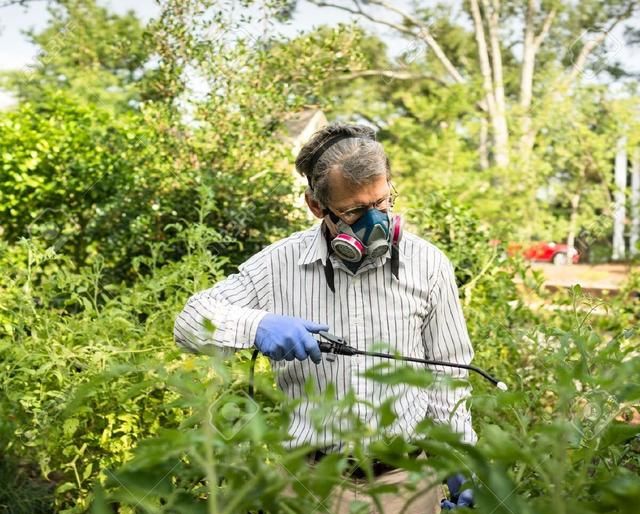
[520,0,536,112]
[630,147,640,256]
[519,0,537,170]
[484,0,509,168]
[518,3,555,170]
[479,116,490,170]
[469,0,509,168]
[612,136,627,261]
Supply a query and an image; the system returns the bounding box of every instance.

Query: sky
[0,0,415,69]
[0,0,411,107]
[0,0,638,109]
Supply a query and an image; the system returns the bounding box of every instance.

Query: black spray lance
[249,331,507,398]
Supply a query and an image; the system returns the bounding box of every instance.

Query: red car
[498,239,580,265]
[519,242,580,264]
[494,241,581,264]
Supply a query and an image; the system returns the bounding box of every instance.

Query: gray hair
[294,122,391,206]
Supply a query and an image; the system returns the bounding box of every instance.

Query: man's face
[306,168,390,237]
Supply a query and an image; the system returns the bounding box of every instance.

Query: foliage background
[1,0,639,513]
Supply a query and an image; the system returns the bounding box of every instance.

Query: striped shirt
[174,221,477,450]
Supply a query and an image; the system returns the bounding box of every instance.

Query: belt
[308,448,423,479]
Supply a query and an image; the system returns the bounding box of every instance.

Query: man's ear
[305,190,326,219]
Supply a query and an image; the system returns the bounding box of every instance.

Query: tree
[6,0,151,111]
[535,87,620,261]
[307,0,638,173]
[0,0,368,282]
[299,0,640,249]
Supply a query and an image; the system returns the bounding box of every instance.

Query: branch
[366,0,466,84]
[533,8,556,51]
[563,16,625,86]
[354,111,384,131]
[313,1,419,39]
[0,0,48,7]
[391,95,425,125]
[326,68,447,85]
[365,0,435,31]
[469,0,497,119]
[329,67,489,113]
[312,0,466,84]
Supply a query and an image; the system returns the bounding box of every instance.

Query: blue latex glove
[255,314,329,364]
[441,473,475,510]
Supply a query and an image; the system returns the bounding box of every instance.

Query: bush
[90,297,640,514]
[0,92,303,284]
[0,201,229,512]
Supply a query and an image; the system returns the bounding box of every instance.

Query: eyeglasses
[326,183,399,225]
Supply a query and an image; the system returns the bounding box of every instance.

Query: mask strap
[322,207,341,225]
[324,259,335,294]
[391,244,400,281]
[307,135,366,180]
[321,222,336,293]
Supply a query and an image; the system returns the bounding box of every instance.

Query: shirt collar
[297,222,329,266]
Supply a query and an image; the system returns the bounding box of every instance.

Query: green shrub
[0,93,302,284]
[0,199,232,512]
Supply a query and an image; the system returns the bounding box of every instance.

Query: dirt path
[529,262,636,293]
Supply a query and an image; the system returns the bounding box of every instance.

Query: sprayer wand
[316,331,508,390]
[248,331,507,398]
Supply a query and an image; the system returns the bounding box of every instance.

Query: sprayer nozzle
[497,381,508,391]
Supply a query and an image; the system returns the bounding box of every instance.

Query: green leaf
[63,418,80,437]
[378,397,397,428]
[360,362,435,387]
[600,421,640,449]
[83,462,94,481]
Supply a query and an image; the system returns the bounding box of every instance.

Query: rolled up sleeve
[422,255,477,445]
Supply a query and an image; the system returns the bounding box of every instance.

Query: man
[174,122,476,513]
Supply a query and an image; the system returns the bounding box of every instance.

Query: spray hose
[248,331,507,398]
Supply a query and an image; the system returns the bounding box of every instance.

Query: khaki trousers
[283,463,444,514]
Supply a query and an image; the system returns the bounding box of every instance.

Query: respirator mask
[326,207,402,263]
